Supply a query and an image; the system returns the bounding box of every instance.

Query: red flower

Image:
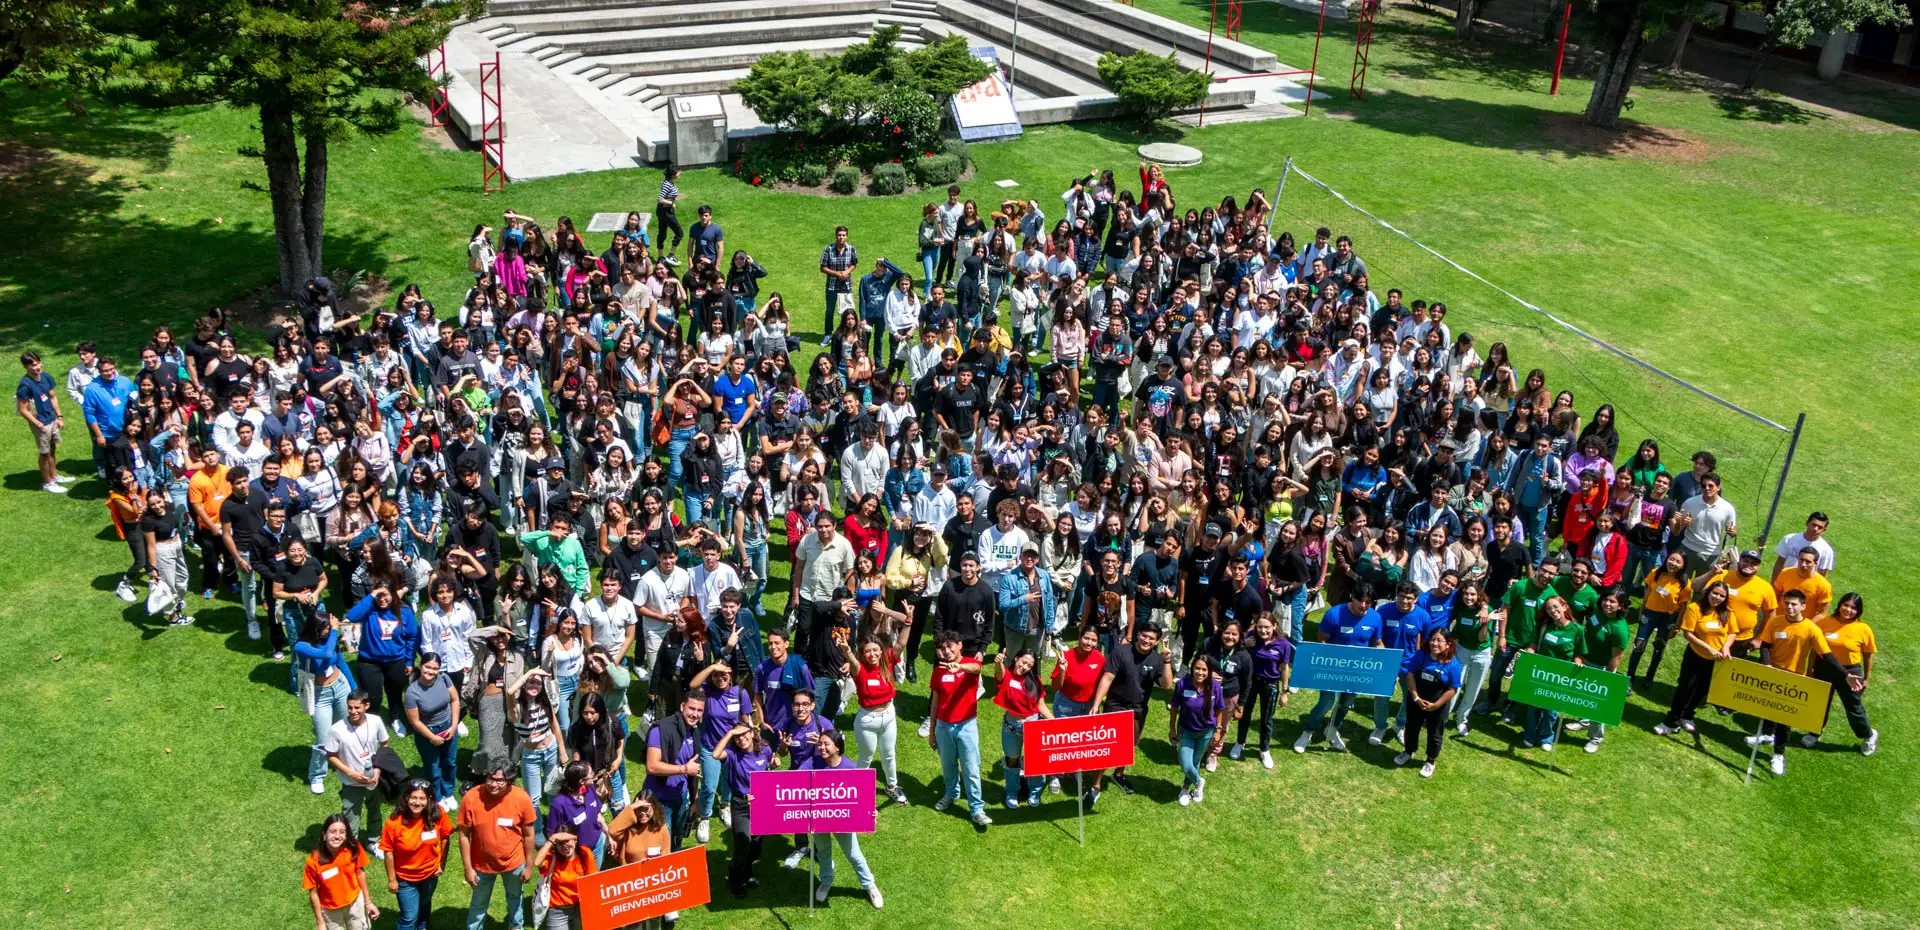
[892,127,900,134]
[751,175,761,184]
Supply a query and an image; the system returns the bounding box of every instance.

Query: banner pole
[807,828,815,916]
[1743,717,1765,786]
[1075,771,1085,847]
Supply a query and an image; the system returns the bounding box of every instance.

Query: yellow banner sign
[1707,660,1832,732]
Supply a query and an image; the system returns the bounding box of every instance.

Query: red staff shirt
[993,672,1043,718]
[852,653,898,709]
[1050,647,1107,704]
[928,665,981,724]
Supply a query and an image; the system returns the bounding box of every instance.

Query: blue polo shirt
[711,373,757,425]
[1416,588,1457,620]
[1318,603,1383,647]
[1376,602,1437,657]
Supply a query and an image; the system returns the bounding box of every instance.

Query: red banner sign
[579,846,710,930]
[1021,710,1136,777]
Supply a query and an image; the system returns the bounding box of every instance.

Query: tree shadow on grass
[1709,92,1827,125]
[1336,87,1719,160]
[262,743,312,784]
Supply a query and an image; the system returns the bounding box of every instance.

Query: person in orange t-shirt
[187,448,234,595]
[379,780,453,930]
[604,794,673,867]
[305,814,379,930]
[535,831,598,929]
[459,762,538,929]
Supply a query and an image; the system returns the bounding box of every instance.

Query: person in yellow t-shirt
[1744,590,1865,775]
[1808,592,1878,756]
[1771,547,1832,620]
[1693,550,1776,652]
[1656,581,1737,736]
[1628,550,1690,686]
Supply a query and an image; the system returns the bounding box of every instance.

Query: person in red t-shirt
[991,649,1054,808]
[925,631,991,826]
[1050,626,1108,719]
[851,638,910,806]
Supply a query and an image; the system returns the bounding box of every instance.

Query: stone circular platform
[1138,142,1204,167]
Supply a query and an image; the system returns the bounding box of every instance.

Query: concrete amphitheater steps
[1039,0,1279,70]
[916,21,1106,98]
[594,36,891,76]
[530,13,879,55]
[952,0,1266,79]
[486,0,889,36]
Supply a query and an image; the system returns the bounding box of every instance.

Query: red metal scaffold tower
[1348,0,1379,99]
[1226,0,1241,39]
[426,44,450,128]
[480,52,507,193]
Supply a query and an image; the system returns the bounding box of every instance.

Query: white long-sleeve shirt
[884,289,921,336]
[840,440,890,509]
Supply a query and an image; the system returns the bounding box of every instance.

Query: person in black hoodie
[443,502,500,621]
[446,461,498,523]
[679,431,726,530]
[935,553,995,660]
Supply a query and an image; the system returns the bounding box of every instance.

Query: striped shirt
[820,243,858,293]
[658,179,679,203]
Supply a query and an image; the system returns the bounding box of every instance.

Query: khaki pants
[321,896,371,930]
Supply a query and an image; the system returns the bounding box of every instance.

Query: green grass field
[3,6,1917,929]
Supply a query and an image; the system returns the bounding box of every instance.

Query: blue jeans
[1623,542,1662,593]
[466,867,525,930]
[743,538,768,614]
[813,832,876,890]
[660,792,691,850]
[666,426,697,486]
[1286,587,1310,643]
[1372,680,1409,731]
[414,732,459,802]
[864,315,888,360]
[1052,694,1091,718]
[919,247,938,297]
[554,673,578,733]
[1519,503,1551,566]
[1177,727,1215,788]
[1301,690,1356,731]
[684,490,714,529]
[309,675,351,782]
[520,744,560,832]
[936,718,984,816]
[698,744,732,818]
[1001,715,1041,805]
[397,875,438,930]
[1524,704,1560,746]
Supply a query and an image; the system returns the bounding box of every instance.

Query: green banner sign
[1508,652,1628,726]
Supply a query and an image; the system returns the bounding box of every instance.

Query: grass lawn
[3,6,1917,929]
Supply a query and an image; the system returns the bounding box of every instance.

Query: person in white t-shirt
[915,466,959,533]
[417,580,477,736]
[576,570,638,665]
[634,549,691,681]
[876,383,916,442]
[977,499,1029,592]
[325,690,388,851]
[1673,472,1737,577]
[1772,511,1834,578]
[688,538,742,620]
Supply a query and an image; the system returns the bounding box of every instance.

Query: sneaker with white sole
[1541,741,1556,752]
[1193,776,1205,803]
[1456,722,1470,737]
[1204,755,1217,772]
[369,845,385,861]
[933,796,952,812]
[1325,726,1348,753]
[719,806,732,827]
[1770,754,1786,776]
[310,779,326,794]
[867,886,884,909]
[1800,732,1820,749]
[1862,729,1879,756]
[1744,733,1774,746]
[1177,788,1192,807]
[888,787,909,806]
[918,718,932,738]
[1565,721,1587,732]
[969,811,992,827]
[54,474,78,484]
[246,620,262,640]
[44,481,68,494]
[1228,743,1243,760]
[815,884,831,903]
[171,614,195,627]
[1419,762,1435,778]
[1260,751,1274,769]
[1048,777,1061,794]
[391,720,408,740]
[1367,727,1386,746]
[1653,723,1672,736]
[1393,751,1412,766]
[1680,718,1697,733]
[782,849,807,870]
[441,796,458,812]
[116,580,139,603]
[1585,739,1602,753]
[1394,728,1405,746]
[1292,730,1313,754]
[696,820,710,843]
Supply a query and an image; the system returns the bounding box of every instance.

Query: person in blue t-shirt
[1396,629,1463,778]
[1372,581,1437,745]
[1293,582,1385,754]
[711,355,760,433]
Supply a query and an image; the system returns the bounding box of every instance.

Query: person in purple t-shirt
[754,629,816,735]
[774,688,830,869]
[643,691,703,848]
[1167,655,1225,808]
[544,761,607,861]
[710,724,775,895]
[1237,614,1295,769]
[691,661,752,844]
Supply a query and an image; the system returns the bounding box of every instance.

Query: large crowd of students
[16,161,1882,930]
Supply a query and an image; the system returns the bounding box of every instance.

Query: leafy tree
[0,0,112,110]
[1096,50,1209,128]
[734,50,837,135]
[897,34,994,97]
[839,23,905,80]
[1579,0,1694,129]
[109,0,480,294]
[1741,0,1909,89]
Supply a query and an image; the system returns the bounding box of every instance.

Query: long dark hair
[391,779,445,826]
[318,812,364,855]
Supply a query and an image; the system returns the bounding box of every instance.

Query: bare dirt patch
[0,142,54,180]
[224,271,394,334]
[1540,114,1717,162]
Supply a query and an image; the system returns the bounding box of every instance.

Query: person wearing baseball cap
[1691,548,1777,661]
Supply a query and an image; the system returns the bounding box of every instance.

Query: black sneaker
[1082,788,1100,809]
[905,665,918,684]
[1113,774,1136,795]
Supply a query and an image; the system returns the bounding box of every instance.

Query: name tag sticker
[1703,621,1721,631]
[320,867,340,880]
[1826,633,1840,640]
[420,830,437,841]
[1010,679,1024,691]
[941,674,956,683]
[496,816,516,828]
[1776,632,1788,640]
[572,812,586,824]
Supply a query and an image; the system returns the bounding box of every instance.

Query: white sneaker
[1744,733,1774,746]
[1680,718,1697,733]
[1177,788,1192,807]
[1368,727,1386,746]
[1292,730,1312,754]
[815,883,831,903]
[1585,739,1602,753]
[1260,751,1274,769]
[1394,728,1405,746]
[1419,762,1435,778]
[782,849,807,869]
[1769,754,1786,776]
[719,805,732,827]
[170,614,195,626]
[933,796,952,812]
[969,811,992,827]
[1326,726,1348,753]
[369,845,385,860]
[116,581,138,603]
[246,620,262,640]
[54,474,78,484]
[1204,755,1217,772]
[1862,729,1879,756]
[309,779,326,794]
[456,722,469,738]
[1800,732,1819,749]
[1653,723,1671,736]
[695,819,710,843]
[43,481,68,494]
[867,886,884,909]
[391,720,407,740]
[1565,721,1587,732]
[1193,776,1205,803]
[918,718,932,738]
[441,796,458,812]
[1393,751,1412,766]
[1048,777,1061,794]
[1541,741,1556,752]
[635,667,650,682]
[1456,722,1470,737]
[1228,743,1243,760]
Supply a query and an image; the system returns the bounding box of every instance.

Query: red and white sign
[1021,710,1136,777]
[579,846,710,930]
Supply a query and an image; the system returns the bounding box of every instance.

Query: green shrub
[911,153,962,187]
[1095,50,1210,127]
[941,136,970,169]
[793,162,828,186]
[830,165,861,194]
[872,84,944,161]
[870,162,910,195]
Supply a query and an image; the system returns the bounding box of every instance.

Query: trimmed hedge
[829,165,861,194]
[870,162,910,195]
[911,153,963,187]
[793,162,828,186]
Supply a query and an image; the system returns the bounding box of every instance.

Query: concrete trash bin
[667,94,728,167]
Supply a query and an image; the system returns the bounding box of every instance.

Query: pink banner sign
[747,768,876,836]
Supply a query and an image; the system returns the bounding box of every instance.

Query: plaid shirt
[820,243,858,293]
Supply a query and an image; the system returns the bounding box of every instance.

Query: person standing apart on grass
[1744,589,1865,775]
[1085,622,1173,806]
[819,225,859,345]
[306,814,380,930]
[1168,653,1224,807]
[461,763,538,930]
[17,350,76,493]
[988,648,1053,808]
[926,631,992,826]
[381,780,453,930]
[1294,584,1386,755]
[800,728,886,909]
[688,204,724,271]
[326,689,390,856]
[1568,588,1631,753]
[1395,629,1461,778]
[655,166,684,266]
[1655,581,1737,738]
[1809,593,1878,756]
[532,830,595,930]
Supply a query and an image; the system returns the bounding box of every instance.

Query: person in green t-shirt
[1490,561,1558,723]
[1568,588,1632,753]
[1524,596,1580,750]
[1551,558,1599,623]
[1446,581,1501,736]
